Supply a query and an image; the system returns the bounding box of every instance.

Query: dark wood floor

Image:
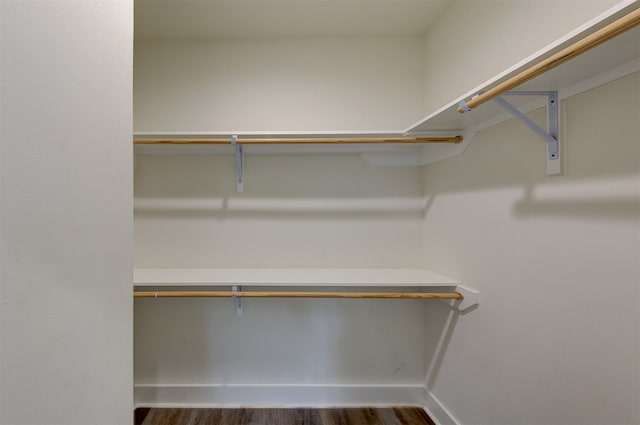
[134,407,436,425]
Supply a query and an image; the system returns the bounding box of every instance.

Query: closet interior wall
[417,2,638,424]
[1,2,133,424]
[133,37,425,132]
[421,71,639,425]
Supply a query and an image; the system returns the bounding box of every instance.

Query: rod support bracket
[231,134,244,192]
[493,91,560,175]
[231,285,243,316]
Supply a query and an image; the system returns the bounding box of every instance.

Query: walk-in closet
[1,1,638,424]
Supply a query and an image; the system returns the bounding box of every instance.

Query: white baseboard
[424,390,459,425]
[134,384,426,408]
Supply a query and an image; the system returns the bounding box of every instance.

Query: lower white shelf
[133,268,459,287]
[133,268,479,311]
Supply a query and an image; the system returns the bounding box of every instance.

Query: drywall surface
[134,0,453,40]
[134,154,426,400]
[0,2,133,424]
[421,74,639,424]
[134,154,424,268]
[134,37,424,132]
[421,0,623,115]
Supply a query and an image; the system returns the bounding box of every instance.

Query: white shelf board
[407,3,640,133]
[133,268,459,287]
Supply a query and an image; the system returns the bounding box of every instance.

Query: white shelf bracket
[231,285,243,316]
[231,134,244,192]
[493,91,560,175]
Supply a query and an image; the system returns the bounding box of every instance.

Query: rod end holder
[438,285,479,312]
[457,100,472,113]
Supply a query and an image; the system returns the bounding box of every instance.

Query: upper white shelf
[133,268,459,287]
[407,4,639,133]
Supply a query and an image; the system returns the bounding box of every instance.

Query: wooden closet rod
[457,7,640,113]
[133,136,463,145]
[134,290,463,300]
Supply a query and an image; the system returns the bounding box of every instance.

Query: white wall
[422,73,639,425]
[0,2,133,424]
[133,154,427,403]
[134,37,425,132]
[421,0,623,115]
[134,154,423,268]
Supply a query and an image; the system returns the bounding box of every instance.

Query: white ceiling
[134,0,454,40]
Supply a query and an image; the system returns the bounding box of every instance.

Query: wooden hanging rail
[457,7,640,113]
[134,290,463,300]
[133,136,463,145]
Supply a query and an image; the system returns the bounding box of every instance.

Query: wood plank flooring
[134,407,436,425]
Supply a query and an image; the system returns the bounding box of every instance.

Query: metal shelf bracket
[231,285,243,316]
[231,134,244,192]
[493,91,560,175]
